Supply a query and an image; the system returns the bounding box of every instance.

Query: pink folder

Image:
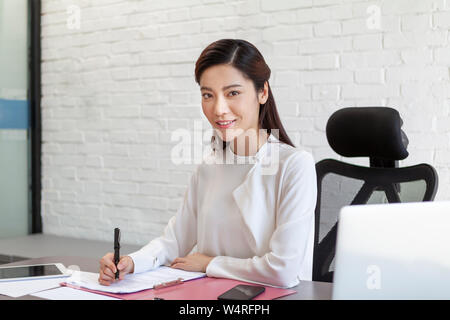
[62,276,296,300]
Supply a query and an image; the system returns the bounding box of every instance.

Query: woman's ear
[258,81,269,105]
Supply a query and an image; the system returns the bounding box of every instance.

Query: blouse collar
[209,132,280,165]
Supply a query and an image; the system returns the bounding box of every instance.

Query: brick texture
[41,0,450,245]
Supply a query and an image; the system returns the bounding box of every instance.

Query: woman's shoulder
[274,144,316,189]
[275,142,315,170]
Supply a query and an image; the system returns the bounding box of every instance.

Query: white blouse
[128,133,317,288]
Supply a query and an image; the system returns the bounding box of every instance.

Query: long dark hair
[194,39,295,149]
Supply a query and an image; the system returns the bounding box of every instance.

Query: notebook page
[0,277,63,298]
[66,266,206,293]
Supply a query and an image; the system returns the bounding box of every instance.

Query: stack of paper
[0,277,65,298]
[32,286,120,300]
[65,266,206,294]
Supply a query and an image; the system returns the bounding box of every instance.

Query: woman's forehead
[200,64,250,88]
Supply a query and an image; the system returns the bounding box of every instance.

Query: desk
[0,256,333,300]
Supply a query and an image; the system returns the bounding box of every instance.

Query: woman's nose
[213,95,230,116]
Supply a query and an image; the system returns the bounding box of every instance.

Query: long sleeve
[205,151,317,288]
[128,167,199,273]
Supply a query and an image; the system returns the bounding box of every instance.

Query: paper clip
[153,277,184,290]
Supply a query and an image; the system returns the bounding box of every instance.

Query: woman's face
[199,64,268,142]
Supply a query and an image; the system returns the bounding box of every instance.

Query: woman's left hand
[170,253,214,273]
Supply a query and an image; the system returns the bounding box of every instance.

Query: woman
[99,39,317,288]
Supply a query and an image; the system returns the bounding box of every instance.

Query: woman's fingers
[117,256,130,272]
[171,263,183,269]
[99,272,114,282]
[171,257,186,266]
[99,252,119,285]
[98,277,111,286]
[99,254,136,285]
[103,267,116,279]
[98,270,115,285]
[101,256,117,273]
[170,253,212,272]
[117,256,133,279]
[171,262,191,271]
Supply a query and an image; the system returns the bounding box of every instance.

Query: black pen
[114,228,121,279]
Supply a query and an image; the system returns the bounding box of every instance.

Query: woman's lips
[215,119,236,128]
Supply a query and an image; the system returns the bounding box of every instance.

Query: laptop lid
[332,201,450,299]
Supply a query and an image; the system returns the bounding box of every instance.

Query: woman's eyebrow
[200,84,243,91]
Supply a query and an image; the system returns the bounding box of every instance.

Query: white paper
[31,286,120,300]
[66,266,206,293]
[0,278,64,298]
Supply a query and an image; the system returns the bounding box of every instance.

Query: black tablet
[0,263,68,282]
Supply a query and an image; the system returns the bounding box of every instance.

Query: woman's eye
[202,93,212,99]
[229,91,239,97]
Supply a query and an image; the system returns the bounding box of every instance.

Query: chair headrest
[326,107,409,160]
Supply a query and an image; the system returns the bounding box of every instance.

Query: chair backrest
[312,107,439,282]
[312,159,438,282]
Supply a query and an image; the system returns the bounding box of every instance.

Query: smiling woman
[199,64,266,155]
[195,39,294,157]
[99,39,317,289]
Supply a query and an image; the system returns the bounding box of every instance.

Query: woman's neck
[231,128,269,156]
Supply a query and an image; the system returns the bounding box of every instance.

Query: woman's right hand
[98,252,135,286]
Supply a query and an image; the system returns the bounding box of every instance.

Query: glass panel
[397,180,427,202]
[0,0,28,94]
[367,190,388,204]
[0,0,30,238]
[366,180,427,204]
[319,173,365,242]
[319,173,366,272]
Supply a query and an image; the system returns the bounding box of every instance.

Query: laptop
[332,201,450,299]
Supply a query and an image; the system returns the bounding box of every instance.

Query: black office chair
[312,107,438,283]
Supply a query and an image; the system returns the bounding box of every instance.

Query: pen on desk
[153,278,183,290]
[114,228,121,280]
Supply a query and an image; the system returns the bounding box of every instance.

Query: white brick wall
[41,0,450,245]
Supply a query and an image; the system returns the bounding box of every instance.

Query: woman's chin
[214,127,241,142]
